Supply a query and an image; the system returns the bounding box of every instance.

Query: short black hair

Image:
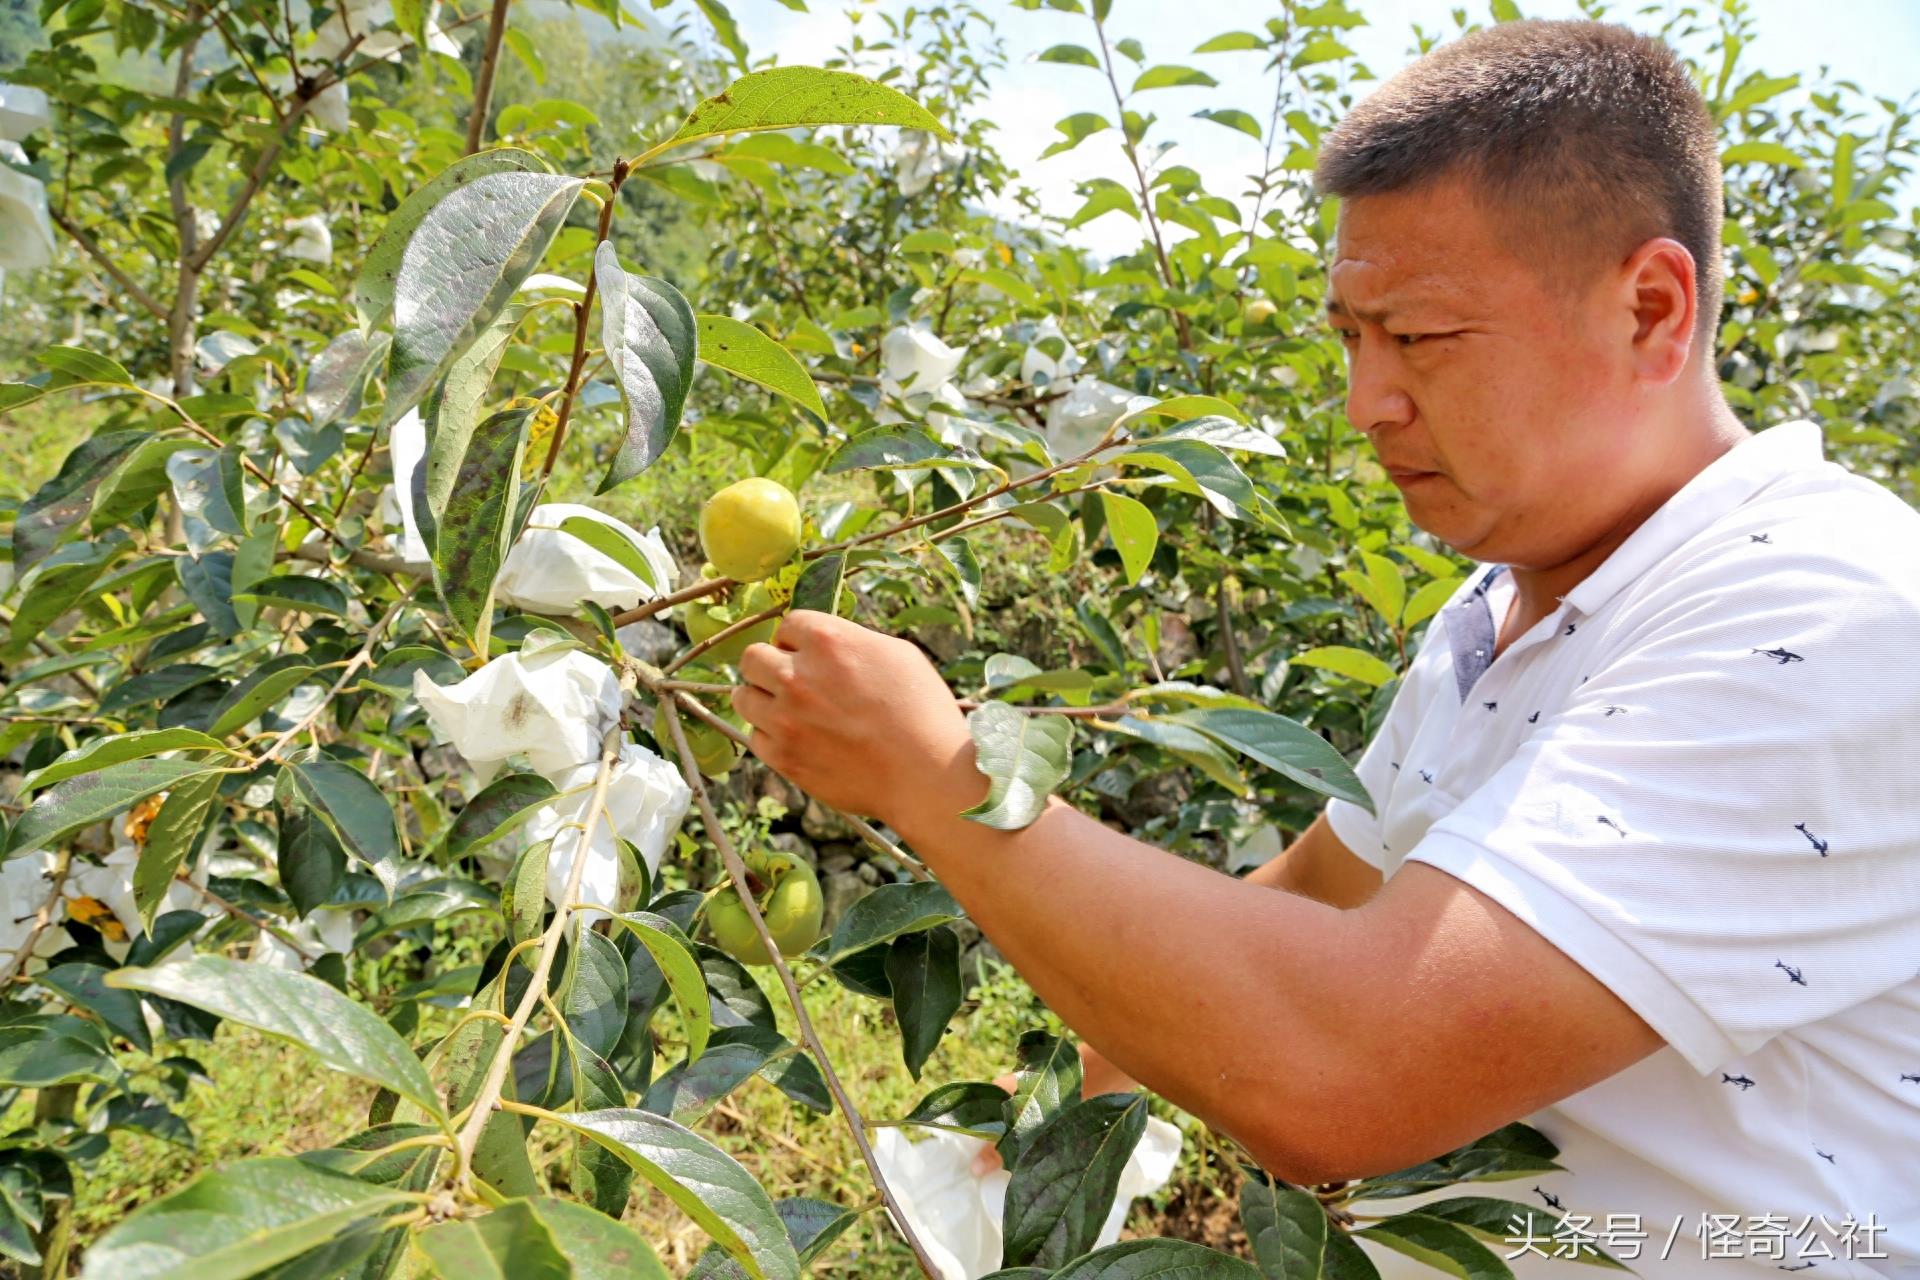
[1316,19,1724,335]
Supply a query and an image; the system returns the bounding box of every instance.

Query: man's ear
[1620,235,1697,385]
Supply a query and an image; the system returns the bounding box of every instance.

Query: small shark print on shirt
[1750,533,1772,544]
[1483,700,1498,712]
[1776,960,1808,987]
[1597,815,1629,837]
[1753,646,1805,665]
[1721,1073,1757,1091]
[1814,1148,1836,1164]
[1795,823,1829,857]
[1533,1187,1566,1212]
[1899,1073,1920,1085]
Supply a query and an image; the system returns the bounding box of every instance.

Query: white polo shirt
[1324,421,1920,1279]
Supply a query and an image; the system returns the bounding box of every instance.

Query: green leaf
[279,811,348,919]
[305,330,391,427]
[962,700,1073,830]
[789,553,847,616]
[525,1196,672,1279]
[723,133,855,175]
[1194,30,1266,52]
[1051,1239,1264,1278]
[1403,577,1463,629]
[1003,1093,1150,1268]
[90,435,202,530]
[664,66,948,148]
[696,315,826,421]
[642,1026,784,1123]
[1354,1214,1515,1280]
[535,1109,800,1280]
[595,246,698,492]
[1100,715,1248,796]
[420,302,526,555]
[999,1031,1082,1169]
[1099,491,1158,585]
[356,148,552,331]
[1132,65,1218,92]
[1037,42,1101,66]
[549,516,657,590]
[18,728,232,795]
[0,1017,117,1087]
[4,536,127,660]
[1489,0,1523,20]
[824,881,965,965]
[37,963,152,1054]
[231,575,351,617]
[1194,108,1262,139]
[1243,1174,1337,1278]
[933,536,981,608]
[384,171,585,425]
[885,926,961,1080]
[1412,1198,1630,1270]
[1168,707,1372,811]
[415,1198,572,1279]
[447,772,558,856]
[133,769,225,930]
[687,1198,860,1279]
[1066,180,1140,230]
[898,1080,1011,1138]
[12,431,144,571]
[107,957,444,1121]
[286,758,403,894]
[1119,440,1267,522]
[39,344,133,387]
[207,655,319,738]
[431,407,533,637]
[602,911,713,1063]
[6,758,225,859]
[1721,141,1804,169]
[1293,645,1396,688]
[1039,111,1109,158]
[824,424,945,472]
[691,0,748,67]
[77,1157,418,1280]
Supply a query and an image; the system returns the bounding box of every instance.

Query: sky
[670,0,1920,258]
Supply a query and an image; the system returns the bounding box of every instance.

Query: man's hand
[732,610,983,828]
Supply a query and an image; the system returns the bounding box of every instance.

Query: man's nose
[1344,345,1415,437]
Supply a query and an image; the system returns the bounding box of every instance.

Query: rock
[817,845,858,876]
[854,860,885,887]
[1116,770,1190,829]
[801,795,859,843]
[821,868,875,929]
[917,623,965,665]
[614,618,679,666]
[949,917,984,951]
[756,770,806,819]
[959,938,1006,999]
[767,831,815,868]
[1155,611,1199,671]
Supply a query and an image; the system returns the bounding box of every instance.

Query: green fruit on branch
[653,700,744,777]
[1244,297,1277,325]
[699,477,802,583]
[683,581,781,667]
[707,852,825,966]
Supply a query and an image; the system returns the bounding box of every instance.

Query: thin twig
[658,700,946,1280]
[47,208,167,320]
[538,161,627,484]
[0,851,71,988]
[463,0,514,154]
[258,592,414,763]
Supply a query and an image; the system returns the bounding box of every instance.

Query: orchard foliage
[1,0,1915,1276]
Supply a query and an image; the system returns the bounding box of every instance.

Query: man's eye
[1393,332,1425,346]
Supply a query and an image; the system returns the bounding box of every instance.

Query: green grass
[31,958,1245,1275]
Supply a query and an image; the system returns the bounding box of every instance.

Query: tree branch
[464,0,514,155]
[47,208,167,321]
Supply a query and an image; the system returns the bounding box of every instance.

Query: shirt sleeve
[1325,615,1454,871]
[1403,539,1920,1075]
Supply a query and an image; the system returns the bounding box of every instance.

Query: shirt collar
[1558,419,1826,618]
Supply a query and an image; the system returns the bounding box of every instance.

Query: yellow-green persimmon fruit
[708,891,773,966]
[1245,297,1277,325]
[699,478,802,583]
[707,854,825,966]
[652,701,743,777]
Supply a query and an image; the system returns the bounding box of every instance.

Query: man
[733,19,1920,1277]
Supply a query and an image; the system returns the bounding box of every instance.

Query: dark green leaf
[1052,1239,1264,1278]
[1353,1215,1515,1280]
[595,248,698,492]
[304,330,392,427]
[1167,708,1371,811]
[207,655,318,738]
[37,963,151,1054]
[824,881,964,964]
[789,553,847,615]
[286,758,402,894]
[898,1080,1010,1138]
[12,430,143,571]
[6,758,225,859]
[999,1031,1082,1169]
[231,574,351,617]
[18,728,232,794]
[134,769,224,929]
[885,926,961,1080]
[823,424,945,472]
[1003,1093,1150,1268]
[420,303,527,555]
[279,811,348,918]
[109,956,443,1120]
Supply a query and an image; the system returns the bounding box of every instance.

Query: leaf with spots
[962,700,1073,830]
[1168,707,1372,811]
[430,407,534,638]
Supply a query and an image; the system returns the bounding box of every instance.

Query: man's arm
[734,613,1662,1184]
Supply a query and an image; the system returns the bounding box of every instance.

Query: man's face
[1326,175,1638,567]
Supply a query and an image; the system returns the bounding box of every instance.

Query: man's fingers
[731,682,777,728]
[737,641,795,693]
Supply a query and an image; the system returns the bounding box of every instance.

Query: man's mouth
[1384,465,1440,485]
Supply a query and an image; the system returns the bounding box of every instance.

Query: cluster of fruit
[663,476,826,965]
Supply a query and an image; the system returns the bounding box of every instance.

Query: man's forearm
[888,781,1361,1182]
